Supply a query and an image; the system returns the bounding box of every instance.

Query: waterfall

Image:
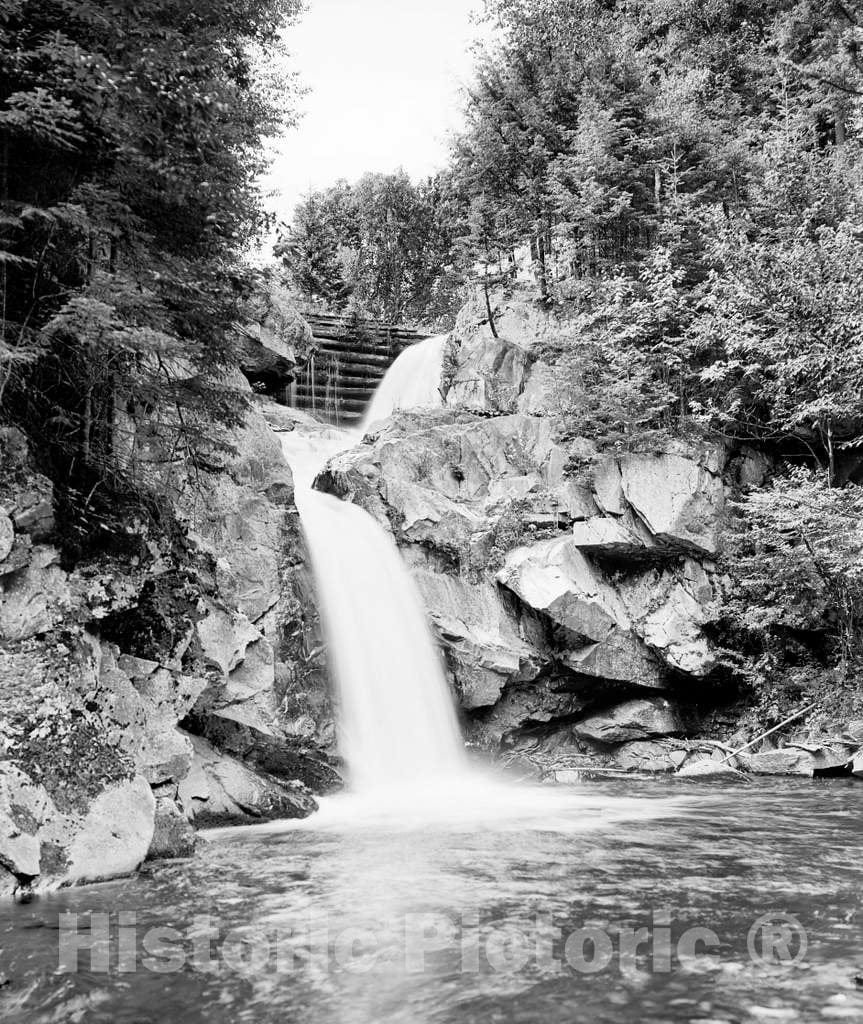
[280,334,466,796]
[360,334,447,430]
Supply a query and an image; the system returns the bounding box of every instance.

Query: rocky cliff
[0,300,336,896]
[318,287,862,780]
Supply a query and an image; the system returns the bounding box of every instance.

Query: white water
[280,335,465,796]
[360,333,447,431]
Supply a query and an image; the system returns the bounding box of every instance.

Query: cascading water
[360,333,448,429]
[280,334,462,797]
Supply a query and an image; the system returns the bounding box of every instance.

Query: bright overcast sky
[261,0,482,226]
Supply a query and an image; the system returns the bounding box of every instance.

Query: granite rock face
[317,290,730,768]
[443,289,569,417]
[0,357,334,894]
[0,766,155,895]
[178,733,318,827]
[239,281,316,387]
[572,698,684,744]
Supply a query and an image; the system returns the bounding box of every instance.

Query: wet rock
[186,718,342,795]
[178,734,317,826]
[0,767,155,894]
[612,738,690,773]
[147,797,197,860]
[413,570,544,709]
[320,412,594,566]
[573,698,683,743]
[0,767,46,883]
[58,775,156,886]
[740,749,816,776]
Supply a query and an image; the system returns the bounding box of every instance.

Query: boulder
[196,605,262,675]
[0,546,70,641]
[178,734,318,827]
[592,451,725,556]
[445,334,531,415]
[239,289,313,386]
[0,515,13,562]
[619,560,717,677]
[571,515,653,556]
[185,716,342,795]
[413,570,545,709]
[0,766,47,883]
[319,412,595,569]
[443,286,572,416]
[477,680,588,745]
[0,427,55,541]
[497,537,665,688]
[183,397,297,624]
[148,796,197,860]
[58,775,156,886]
[573,698,683,743]
[739,749,816,776]
[0,767,155,894]
[611,738,690,773]
[89,641,207,785]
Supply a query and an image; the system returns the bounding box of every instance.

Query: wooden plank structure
[287,313,430,426]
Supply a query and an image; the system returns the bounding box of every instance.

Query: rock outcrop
[239,280,315,389]
[317,288,730,772]
[0,766,155,892]
[0,337,337,894]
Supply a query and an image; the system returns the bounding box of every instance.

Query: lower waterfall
[280,335,465,797]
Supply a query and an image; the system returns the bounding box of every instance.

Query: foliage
[691,204,863,478]
[0,0,301,543]
[540,248,694,449]
[718,468,863,712]
[276,170,465,328]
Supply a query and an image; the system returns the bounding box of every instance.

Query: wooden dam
[286,313,430,426]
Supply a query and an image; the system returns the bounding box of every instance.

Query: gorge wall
[0,292,337,895]
[317,287,862,780]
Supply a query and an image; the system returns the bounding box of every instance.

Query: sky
[261,0,482,226]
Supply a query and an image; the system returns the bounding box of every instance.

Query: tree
[720,468,863,710]
[276,170,464,327]
[692,209,863,480]
[0,0,302,544]
[275,192,352,309]
[542,247,692,448]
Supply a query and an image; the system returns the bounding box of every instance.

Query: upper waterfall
[360,334,448,431]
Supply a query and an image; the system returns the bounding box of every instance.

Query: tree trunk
[834,104,847,148]
[827,418,836,488]
[536,231,549,301]
[484,278,498,339]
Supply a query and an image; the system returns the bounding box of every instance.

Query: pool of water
[1,778,861,1023]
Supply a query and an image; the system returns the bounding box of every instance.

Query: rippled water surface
[2,779,862,1024]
